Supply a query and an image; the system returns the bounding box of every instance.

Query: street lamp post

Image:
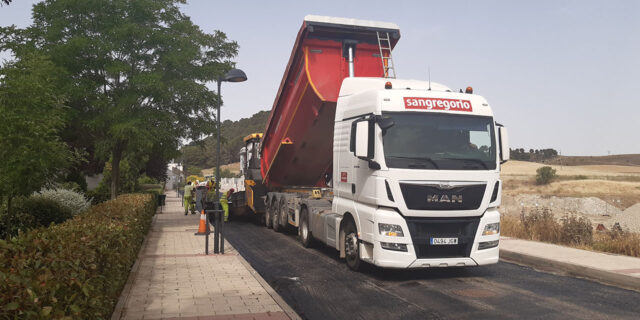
[211,68,247,254]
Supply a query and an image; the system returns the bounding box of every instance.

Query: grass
[501,208,640,258]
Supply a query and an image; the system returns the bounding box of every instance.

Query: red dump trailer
[236,15,508,271]
[259,15,400,188]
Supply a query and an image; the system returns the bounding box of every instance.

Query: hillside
[543,154,640,167]
[181,110,269,170]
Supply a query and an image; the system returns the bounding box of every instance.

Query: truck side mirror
[353,119,380,169]
[375,116,395,135]
[354,121,370,158]
[499,126,509,163]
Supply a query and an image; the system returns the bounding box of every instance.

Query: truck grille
[405,217,480,259]
[399,183,486,211]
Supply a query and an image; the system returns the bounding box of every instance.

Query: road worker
[183,181,194,215]
[220,190,229,222]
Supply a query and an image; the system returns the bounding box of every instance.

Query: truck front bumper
[369,207,500,269]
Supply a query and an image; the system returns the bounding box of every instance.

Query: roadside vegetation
[0,0,239,202]
[502,208,640,258]
[535,166,557,185]
[0,194,156,319]
[0,0,238,316]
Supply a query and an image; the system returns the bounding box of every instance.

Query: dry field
[502,160,640,177]
[501,160,640,209]
[500,159,640,255]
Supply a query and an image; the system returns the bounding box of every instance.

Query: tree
[535,166,557,185]
[1,0,239,199]
[0,54,75,213]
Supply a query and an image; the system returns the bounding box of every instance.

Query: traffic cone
[194,210,208,235]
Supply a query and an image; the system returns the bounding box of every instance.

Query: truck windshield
[382,112,496,170]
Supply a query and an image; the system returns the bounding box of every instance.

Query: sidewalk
[500,236,640,291]
[112,191,299,320]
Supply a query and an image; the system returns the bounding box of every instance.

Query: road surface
[224,219,640,320]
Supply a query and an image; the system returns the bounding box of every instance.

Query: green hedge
[0,197,73,240]
[0,193,156,319]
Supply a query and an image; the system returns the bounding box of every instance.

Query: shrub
[186,175,205,183]
[520,207,562,243]
[137,174,158,185]
[560,214,593,246]
[14,197,73,229]
[536,166,557,185]
[32,188,91,216]
[502,208,639,257]
[593,231,640,258]
[0,194,156,319]
[0,207,36,239]
[138,183,163,192]
[86,188,111,205]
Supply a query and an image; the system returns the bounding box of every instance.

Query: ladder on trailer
[376,31,396,79]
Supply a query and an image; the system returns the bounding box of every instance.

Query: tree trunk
[7,194,12,217]
[110,142,125,200]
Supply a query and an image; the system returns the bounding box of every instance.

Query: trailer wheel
[299,207,315,248]
[343,218,362,271]
[265,197,273,229]
[272,196,282,232]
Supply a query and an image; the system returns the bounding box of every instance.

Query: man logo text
[427,194,463,203]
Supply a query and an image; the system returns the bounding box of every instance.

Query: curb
[111,213,158,320]
[236,254,302,320]
[500,249,640,293]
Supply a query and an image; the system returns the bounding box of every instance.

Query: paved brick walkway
[113,191,296,320]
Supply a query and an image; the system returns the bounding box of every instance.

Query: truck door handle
[351,184,356,194]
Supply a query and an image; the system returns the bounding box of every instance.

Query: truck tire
[343,218,362,271]
[299,207,315,248]
[272,196,282,232]
[265,197,273,229]
[279,196,288,230]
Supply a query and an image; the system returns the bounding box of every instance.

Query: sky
[1,0,639,156]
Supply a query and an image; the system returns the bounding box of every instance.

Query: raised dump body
[260,15,400,188]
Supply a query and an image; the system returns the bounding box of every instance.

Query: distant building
[166,162,184,190]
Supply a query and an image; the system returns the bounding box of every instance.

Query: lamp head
[224,68,247,82]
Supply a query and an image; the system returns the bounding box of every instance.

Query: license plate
[430,237,458,245]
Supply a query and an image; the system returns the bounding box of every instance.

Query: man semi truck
[233,15,509,271]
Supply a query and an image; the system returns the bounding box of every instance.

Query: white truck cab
[331,77,509,269]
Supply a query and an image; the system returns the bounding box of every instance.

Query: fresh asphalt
[223,219,640,320]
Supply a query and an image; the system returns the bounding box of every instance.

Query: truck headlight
[378,223,404,237]
[482,222,500,236]
[381,242,408,252]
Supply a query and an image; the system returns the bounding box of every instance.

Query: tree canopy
[0,54,75,211]
[1,0,239,199]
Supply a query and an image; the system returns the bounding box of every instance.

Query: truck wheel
[272,197,282,232]
[265,197,273,229]
[299,207,315,248]
[279,196,288,230]
[343,218,362,271]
